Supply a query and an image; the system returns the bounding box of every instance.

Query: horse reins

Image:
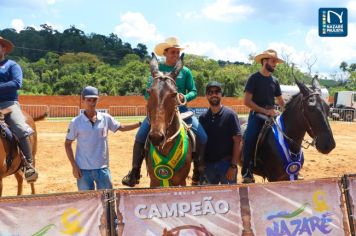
[270,92,320,150]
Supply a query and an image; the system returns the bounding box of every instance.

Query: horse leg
[30,182,35,195]
[14,171,23,195]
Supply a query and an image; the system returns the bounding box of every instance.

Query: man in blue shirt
[199,81,242,184]
[0,36,38,182]
[65,86,140,190]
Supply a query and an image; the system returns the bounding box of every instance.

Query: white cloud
[258,23,356,76]
[202,0,254,22]
[114,12,163,44]
[184,39,257,63]
[179,0,254,22]
[47,0,56,4]
[11,19,24,32]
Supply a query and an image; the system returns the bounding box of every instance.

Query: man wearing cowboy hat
[122,37,208,187]
[0,36,38,182]
[242,49,285,184]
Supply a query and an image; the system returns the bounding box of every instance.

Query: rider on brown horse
[0,36,38,182]
[122,37,208,187]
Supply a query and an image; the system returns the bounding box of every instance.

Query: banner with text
[348,175,356,232]
[0,191,106,236]
[116,186,242,236]
[247,178,348,236]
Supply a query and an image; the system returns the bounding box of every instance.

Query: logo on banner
[319,8,348,37]
[265,190,335,235]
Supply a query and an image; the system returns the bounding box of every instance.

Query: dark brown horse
[145,53,192,187]
[239,76,336,181]
[0,109,46,196]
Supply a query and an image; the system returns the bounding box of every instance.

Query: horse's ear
[296,80,311,97]
[168,53,184,80]
[292,63,311,96]
[150,52,161,78]
[311,75,322,93]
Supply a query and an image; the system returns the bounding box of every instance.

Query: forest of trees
[1,25,355,97]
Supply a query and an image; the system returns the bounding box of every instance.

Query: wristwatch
[138,121,142,127]
[230,163,237,169]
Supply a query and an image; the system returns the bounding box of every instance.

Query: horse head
[294,76,336,154]
[147,53,183,147]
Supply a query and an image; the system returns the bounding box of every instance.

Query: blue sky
[1,0,356,79]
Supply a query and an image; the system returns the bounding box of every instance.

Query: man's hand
[264,109,280,117]
[72,164,82,179]
[225,166,237,181]
[178,93,186,105]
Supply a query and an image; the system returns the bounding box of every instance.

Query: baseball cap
[82,86,99,98]
[205,81,222,92]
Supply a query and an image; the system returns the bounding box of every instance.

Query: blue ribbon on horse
[272,114,304,180]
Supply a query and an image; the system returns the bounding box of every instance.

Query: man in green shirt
[122,37,208,187]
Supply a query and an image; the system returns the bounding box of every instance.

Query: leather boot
[122,141,144,187]
[18,136,38,182]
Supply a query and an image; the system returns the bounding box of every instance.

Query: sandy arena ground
[1,120,356,197]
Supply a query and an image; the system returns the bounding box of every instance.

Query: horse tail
[33,111,48,122]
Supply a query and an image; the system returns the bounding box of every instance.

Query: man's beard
[208,97,221,106]
[266,63,275,73]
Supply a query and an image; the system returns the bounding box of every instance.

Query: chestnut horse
[0,109,46,196]
[145,53,192,187]
[238,76,336,181]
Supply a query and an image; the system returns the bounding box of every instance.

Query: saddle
[0,109,21,171]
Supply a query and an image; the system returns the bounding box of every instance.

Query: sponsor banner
[0,191,106,236]
[348,176,356,230]
[116,186,242,236]
[248,178,347,236]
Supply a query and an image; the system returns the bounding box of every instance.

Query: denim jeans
[77,167,113,190]
[205,160,237,184]
[135,106,207,145]
[241,112,265,177]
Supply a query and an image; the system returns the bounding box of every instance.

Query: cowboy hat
[0,36,14,54]
[255,49,284,64]
[154,37,184,56]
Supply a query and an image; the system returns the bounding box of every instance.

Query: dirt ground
[1,121,356,197]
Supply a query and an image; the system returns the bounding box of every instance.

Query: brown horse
[145,53,192,187]
[0,109,46,196]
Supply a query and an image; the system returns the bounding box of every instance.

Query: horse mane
[284,92,302,112]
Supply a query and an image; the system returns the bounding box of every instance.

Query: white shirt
[66,112,120,169]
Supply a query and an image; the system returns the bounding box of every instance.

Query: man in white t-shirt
[64,86,141,190]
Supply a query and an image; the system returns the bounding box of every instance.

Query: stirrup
[122,170,140,187]
[24,165,38,182]
[242,177,255,184]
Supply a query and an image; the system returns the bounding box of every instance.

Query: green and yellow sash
[149,125,189,186]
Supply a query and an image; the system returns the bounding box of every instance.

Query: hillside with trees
[1,25,354,97]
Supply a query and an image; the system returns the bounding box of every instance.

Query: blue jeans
[205,160,237,184]
[135,106,207,145]
[77,168,113,191]
[242,112,265,178]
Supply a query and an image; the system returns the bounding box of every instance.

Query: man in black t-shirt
[199,81,242,184]
[242,49,285,184]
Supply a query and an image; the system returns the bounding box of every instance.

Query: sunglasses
[85,98,98,102]
[207,89,222,95]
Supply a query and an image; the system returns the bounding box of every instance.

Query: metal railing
[329,108,355,122]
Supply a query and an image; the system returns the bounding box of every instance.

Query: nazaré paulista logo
[319,8,348,37]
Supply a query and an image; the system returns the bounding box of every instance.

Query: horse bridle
[150,76,183,147]
[271,92,320,150]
